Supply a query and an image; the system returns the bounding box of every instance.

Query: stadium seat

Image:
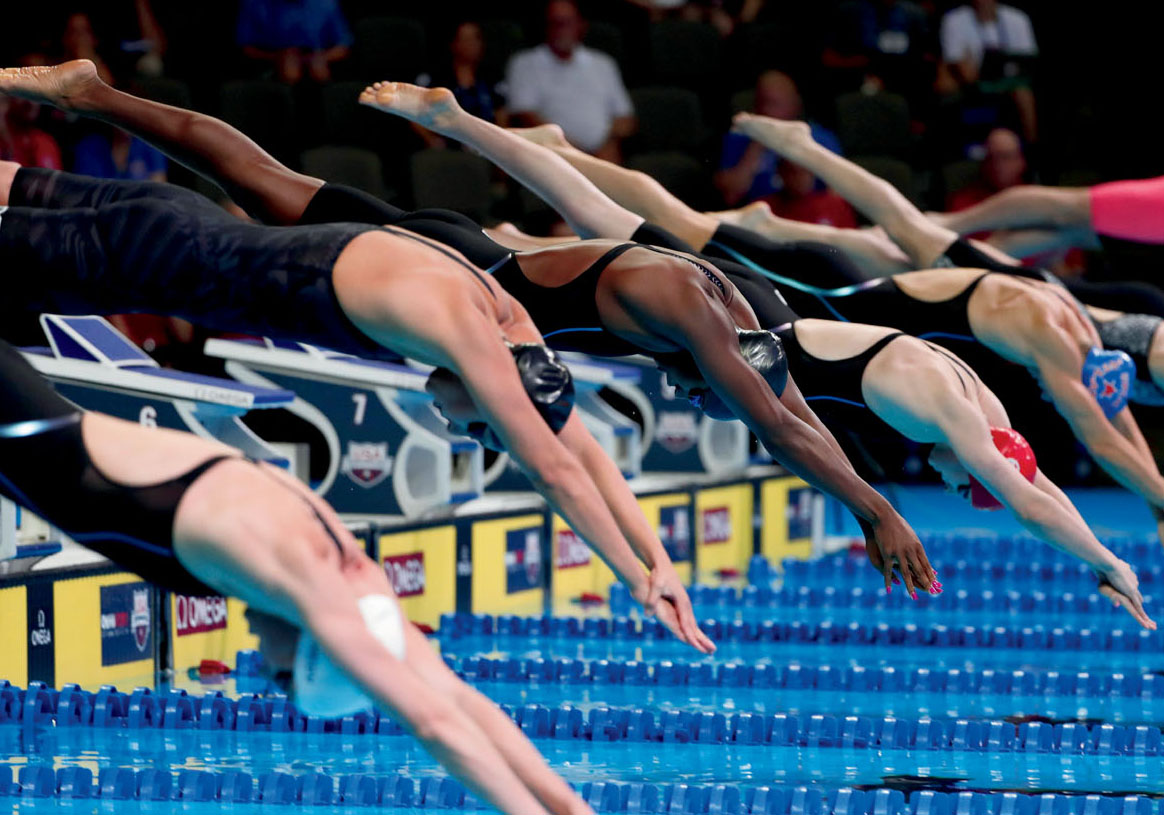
[319,80,414,150]
[585,21,631,79]
[410,149,492,221]
[730,89,754,116]
[940,159,981,205]
[835,91,911,159]
[479,19,528,81]
[301,146,386,200]
[648,20,721,88]
[851,156,920,206]
[629,87,705,153]
[219,80,296,162]
[354,17,429,82]
[627,151,717,212]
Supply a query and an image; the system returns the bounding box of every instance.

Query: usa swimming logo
[505,527,543,593]
[341,441,393,488]
[658,505,691,562]
[100,583,154,665]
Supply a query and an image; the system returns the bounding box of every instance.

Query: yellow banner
[760,476,815,564]
[54,572,156,690]
[471,515,545,616]
[170,595,258,676]
[0,585,27,686]
[694,483,754,583]
[379,526,457,628]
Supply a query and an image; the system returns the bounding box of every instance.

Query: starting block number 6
[139,405,158,428]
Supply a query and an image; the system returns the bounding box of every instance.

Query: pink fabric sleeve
[1089,175,1164,243]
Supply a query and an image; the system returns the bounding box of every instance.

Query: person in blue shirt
[72,128,166,181]
[714,71,841,206]
[236,0,353,84]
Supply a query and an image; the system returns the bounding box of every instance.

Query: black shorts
[1,169,389,358]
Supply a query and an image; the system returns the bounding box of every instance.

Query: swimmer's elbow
[522,448,580,495]
[1008,487,1058,529]
[409,697,464,745]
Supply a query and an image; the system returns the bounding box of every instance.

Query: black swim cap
[460,343,575,451]
[690,330,788,420]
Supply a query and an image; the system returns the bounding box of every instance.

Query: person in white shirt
[505,0,636,163]
[937,0,1038,142]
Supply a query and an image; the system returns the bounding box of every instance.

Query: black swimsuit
[775,324,906,439]
[774,322,980,441]
[0,339,347,595]
[302,193,747,360]
[0,169,392,359]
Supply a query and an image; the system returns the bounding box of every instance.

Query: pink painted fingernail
[886,585,892,595]
[910,591,918,601]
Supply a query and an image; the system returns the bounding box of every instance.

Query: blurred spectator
[715,70,841,206]
[936,0,1038,144]
[73,126,166,182]
[822,0,935,99]
[58,3,167,79]
[416,21,508,149]
[506,0,636,162]
[61,12,115,85]
[70,68,167,183]
[0,94,63,170]
[762,160,858,227]
[621,0,766,37]
[946,126,1027,211]
[236,0,352,85]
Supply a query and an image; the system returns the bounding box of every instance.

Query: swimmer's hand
[1096,560,1156,630]
[636,565,716,654]
[863,514,939,600]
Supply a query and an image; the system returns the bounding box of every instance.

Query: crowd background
[4,0,1164,488]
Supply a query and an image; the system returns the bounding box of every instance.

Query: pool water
[3,521,1164,812]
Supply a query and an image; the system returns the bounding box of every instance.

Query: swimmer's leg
[710,201,914,277]
[510,121,721,249]
[0,159,220,212]
[359,81,645,241]
[731,113,956,268]
[936,185,1095,240]
[0,60,321,224]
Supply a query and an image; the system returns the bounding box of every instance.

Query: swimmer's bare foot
[0,59,102,111]
[358,81,460,133]
[508,123,569,149]
[731,112,812,153]
[706,200,773,230]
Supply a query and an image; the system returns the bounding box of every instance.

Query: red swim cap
[968,427,1038,510]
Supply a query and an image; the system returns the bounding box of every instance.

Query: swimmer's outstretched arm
[352,288,682,638]
[731,114,956,269]
[639,280,935,594]
[1034,341,1164,512]
[56,415,585,815]
[191,521,564,815]
[557,414,715,652]
[0,60,321,224]
[910,394,1153,628]
[497,304,712,652]
[359,82,645,241]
